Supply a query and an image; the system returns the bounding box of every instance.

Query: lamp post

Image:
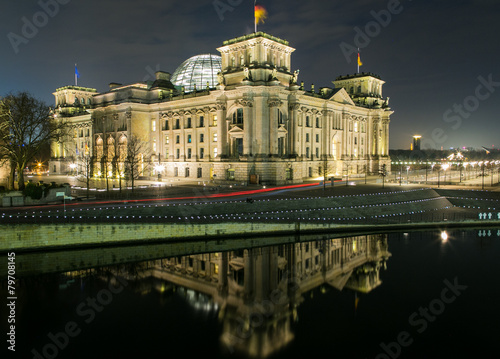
[69,163,77,176]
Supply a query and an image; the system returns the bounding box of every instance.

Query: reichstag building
[50,32,393,184]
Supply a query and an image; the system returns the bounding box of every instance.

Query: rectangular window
[316,134,319,143]
[187,148,192,159]
[306,147,310,158]
[200,148,204,159]
[197,167,202,178]
[233,108,243,124]
[214,148,218,158]
[187,118,192,128]
[213,115,217,127]
[165,148,169,158]
[306,116,310,127]
[213,133,218,142]
[315,147,319,158]
[306,133,310,142]
[200,133,204,143]
[152,120,156,132]
[185,167,190,177]
[153,141,157,152]
[164,120,169,131]
[227,168,235,180]
[316,118,319,128]
[199,116,204,127]
[187,134,192,143]
[165,135,169,144]
[176,148,180,159]
[174,167,178,177]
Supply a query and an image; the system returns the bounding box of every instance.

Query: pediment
[278,125,288,134]
[329,88,356,106]
[228,125,244,134]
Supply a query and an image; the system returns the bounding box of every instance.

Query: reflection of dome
[171,54,222,92]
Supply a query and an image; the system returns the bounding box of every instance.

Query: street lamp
[69,163,77,176]
[442,164,449,185]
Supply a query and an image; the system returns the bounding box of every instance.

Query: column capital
[216,102,227,111]
[267,98,282,108]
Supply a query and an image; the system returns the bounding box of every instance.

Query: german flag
[255,2,268,25]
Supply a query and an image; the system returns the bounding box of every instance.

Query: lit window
[354,122,358,132]
[214,148,218,158]
[152,120,156,132]
[153,140,157,152]
[213,115,218,126]
[165,135,169,144]
[188,134,192,143]
[213,133,218,142]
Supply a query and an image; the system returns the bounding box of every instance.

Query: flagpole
[75,63,78,86]
[357,49,359,74]
[254,0,257,33]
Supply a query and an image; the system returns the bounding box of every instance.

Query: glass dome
[171,54,222,92]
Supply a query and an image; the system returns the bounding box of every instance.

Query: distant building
[49,32,393,184]
[412,135,421,151]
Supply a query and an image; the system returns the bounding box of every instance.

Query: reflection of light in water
[441,231,448,242]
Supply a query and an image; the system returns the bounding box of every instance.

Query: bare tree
[317,155,336,191]
[0,92,68,190]
[125,135,150,193]
[76,152,94,199]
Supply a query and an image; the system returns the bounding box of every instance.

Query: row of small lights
[4,205,493,222]
[0,196,458,219]
[1,188,496,220]
[0,187,449,217]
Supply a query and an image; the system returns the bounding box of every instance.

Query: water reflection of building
[149,234,390,358]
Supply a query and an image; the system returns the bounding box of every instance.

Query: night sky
[2,0,499,150]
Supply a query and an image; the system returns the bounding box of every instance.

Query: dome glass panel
[171,54,222,92]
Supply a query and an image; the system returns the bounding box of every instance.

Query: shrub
[23,182,44,200]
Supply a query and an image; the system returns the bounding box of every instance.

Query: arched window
[231,57,236,67]
[240,54,245,67]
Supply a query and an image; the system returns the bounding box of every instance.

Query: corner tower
[216,32,296,87]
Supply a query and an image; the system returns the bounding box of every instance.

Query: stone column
[372,118,380,158]
[268,98,282,156]
[240,98,254,156]
[216,102,227,158]
[321,110,330,158]
[288,103,299,156]
[383,118,390,157]
[179,110,186,161]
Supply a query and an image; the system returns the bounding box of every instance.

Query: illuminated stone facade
[49,32,393,184]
